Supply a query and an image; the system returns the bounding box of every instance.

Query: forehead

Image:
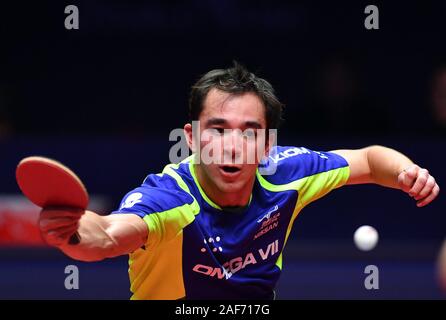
[200,88,266,126]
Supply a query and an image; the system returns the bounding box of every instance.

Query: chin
[215,180,246,194]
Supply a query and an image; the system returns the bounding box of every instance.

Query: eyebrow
[206,118,227,126]
[244,121,262,129]
[205,118,263,129]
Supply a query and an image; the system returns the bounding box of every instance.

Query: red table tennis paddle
[16,156,88,245]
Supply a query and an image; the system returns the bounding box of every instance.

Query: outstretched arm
[39,208,148,261]
[332,145,440,207]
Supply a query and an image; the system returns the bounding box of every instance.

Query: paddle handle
[68,231,81,245]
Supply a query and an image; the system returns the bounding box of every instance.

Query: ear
[184,123,195,152]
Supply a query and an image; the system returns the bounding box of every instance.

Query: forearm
[55,210,147,262]
[40,207,148,262]
[59,211,118,262]
[333,145,438,206]
[366,145,414,189]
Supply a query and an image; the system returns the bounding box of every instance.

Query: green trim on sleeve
[143,203,195,251]
[139,157,201,249]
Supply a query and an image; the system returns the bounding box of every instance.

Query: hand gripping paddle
[16,156,88,245]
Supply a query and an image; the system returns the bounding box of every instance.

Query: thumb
[398,165,419,193]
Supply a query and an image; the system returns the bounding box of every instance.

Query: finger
[44,225,78,246]
[45,231,66,246]
[40,208,84,220]
[416,184,440,207]
[42,222,78,237]
[404,165,420,179]
[414,176,436,200]
[408,169,429,196]
[39,217,79,232]
[398,172,416,193]
[58,229,79,245]
[52,223,79,235]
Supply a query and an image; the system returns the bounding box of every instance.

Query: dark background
[0,0,445,299]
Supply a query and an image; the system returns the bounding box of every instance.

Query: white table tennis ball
[354,225,379,251]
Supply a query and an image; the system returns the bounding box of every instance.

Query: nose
[223,130,243,162]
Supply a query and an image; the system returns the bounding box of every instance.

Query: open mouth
[220,166,241,174]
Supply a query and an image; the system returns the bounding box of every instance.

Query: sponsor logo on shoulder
[314,151,329,159]
[269,147,330,163]
[120,192,143,209]
[269,147,311,164]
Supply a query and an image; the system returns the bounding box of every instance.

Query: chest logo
[255,206,280,239]
[201,236,223,253]
[192,239,280,280]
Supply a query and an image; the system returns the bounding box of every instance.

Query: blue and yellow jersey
[112,146,350,300]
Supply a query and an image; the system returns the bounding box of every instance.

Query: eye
[210,128,225,135]
[242,129,257,138]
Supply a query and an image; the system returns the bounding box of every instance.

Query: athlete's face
[185,88,270,196]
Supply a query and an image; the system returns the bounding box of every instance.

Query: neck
[194,164,254,208]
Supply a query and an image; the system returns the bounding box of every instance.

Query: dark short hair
[189,62,284,130]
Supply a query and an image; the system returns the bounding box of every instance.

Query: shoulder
[259,146,349,184]
[114,169,195,215]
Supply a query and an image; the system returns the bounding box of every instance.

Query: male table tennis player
[39,63,440,299]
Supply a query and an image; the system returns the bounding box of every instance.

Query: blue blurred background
[0,0,445,299]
